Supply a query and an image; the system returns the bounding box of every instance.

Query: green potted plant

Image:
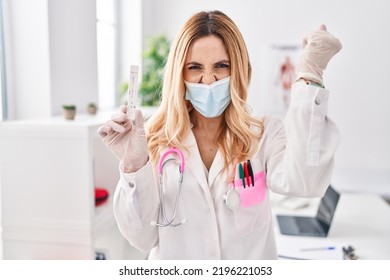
[62,104,76,120]
[87,102,98,115]
[120,34,170,106]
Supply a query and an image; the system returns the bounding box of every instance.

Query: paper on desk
[277,235,345,260]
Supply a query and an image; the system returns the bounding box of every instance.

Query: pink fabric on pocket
[234,171,266,208]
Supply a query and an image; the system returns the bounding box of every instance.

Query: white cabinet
[0,112,148,259]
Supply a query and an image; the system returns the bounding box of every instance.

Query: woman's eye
[215,63,229,69]
[188,65,201,70]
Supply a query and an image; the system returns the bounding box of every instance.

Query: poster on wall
[263,45,300,116]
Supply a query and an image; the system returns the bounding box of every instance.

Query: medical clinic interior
[0,0,389,260]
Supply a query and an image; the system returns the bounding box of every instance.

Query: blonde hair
[146,10,264,171]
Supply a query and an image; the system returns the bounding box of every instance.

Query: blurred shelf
[0,116,139,259]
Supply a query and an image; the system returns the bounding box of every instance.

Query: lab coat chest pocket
[233,169,270,236]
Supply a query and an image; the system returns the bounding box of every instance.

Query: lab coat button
[129,182,135,188]
[315,97,321,105]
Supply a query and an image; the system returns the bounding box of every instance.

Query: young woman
[98,10,342,259]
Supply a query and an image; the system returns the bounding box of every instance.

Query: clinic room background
[0,0,389,260]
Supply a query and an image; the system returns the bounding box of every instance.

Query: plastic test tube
[127,65,139,120]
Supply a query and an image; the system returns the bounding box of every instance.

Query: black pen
[247,160,255,187]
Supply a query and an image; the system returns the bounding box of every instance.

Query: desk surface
[271,192,390,260]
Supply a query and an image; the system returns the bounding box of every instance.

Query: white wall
[3,0,51,119]
[3,0,99,119]
[48,0,98,115]
[119,0,142,88]
[142,0,390,182]
[4,0,143,118]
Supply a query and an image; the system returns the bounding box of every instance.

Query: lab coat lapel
[182,130,209,191]
[208,150,224,187]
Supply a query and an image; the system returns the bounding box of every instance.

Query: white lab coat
[113,81,340,259]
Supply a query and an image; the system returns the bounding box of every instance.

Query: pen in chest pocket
[238,163,246,188]
[236,160,256,188]
[243,161,250,187]
[247,160,255,187]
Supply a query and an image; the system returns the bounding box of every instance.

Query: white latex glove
[296,24,342,86]
[97,105,148,173]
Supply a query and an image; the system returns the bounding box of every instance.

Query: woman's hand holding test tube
[97,105,148,173]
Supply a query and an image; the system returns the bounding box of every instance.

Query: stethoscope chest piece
[223,187,240,211]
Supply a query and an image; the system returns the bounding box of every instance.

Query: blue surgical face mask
[185,76,231,118]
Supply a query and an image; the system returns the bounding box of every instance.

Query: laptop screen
[316,185,340,229]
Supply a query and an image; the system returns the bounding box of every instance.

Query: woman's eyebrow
[214,59,230,65]
[185,59,230,66]
[185,61,202,66]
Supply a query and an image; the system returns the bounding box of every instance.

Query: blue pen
[300,246,336,252]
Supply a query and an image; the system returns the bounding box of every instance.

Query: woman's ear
[186,100,194,113]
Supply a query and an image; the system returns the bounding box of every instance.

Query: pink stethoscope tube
[153,147,186,227]
[158,147,185,174]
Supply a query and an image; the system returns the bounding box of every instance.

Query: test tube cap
[130,65,139,73]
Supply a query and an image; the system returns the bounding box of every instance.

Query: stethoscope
[151,147,186,227]
[151,147,241,227]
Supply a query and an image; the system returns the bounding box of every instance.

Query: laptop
[276,185,340,237]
